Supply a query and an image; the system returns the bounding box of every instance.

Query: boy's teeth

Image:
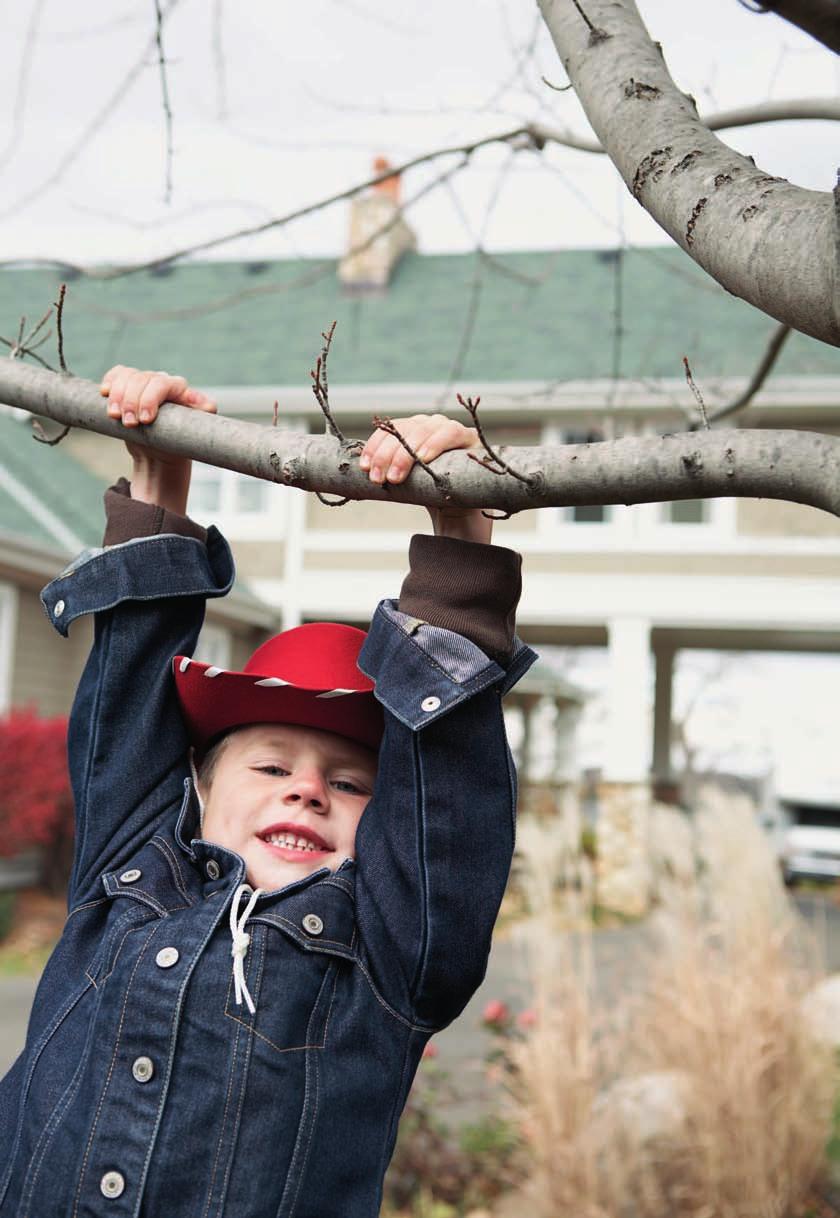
[265,832,322,852]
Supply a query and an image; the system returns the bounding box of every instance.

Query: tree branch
[3,359,840,520]
[1,94,836,279]
[153,0,175,204]
[741,0,840,54]
[691,322,792,428]
[537,0,840,347]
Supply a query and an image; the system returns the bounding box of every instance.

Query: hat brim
[173,657,383,752]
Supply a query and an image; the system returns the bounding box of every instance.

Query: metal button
[421,696,441,713]
[205,860,220,880]
[155,947,179,969]
[53,599,65,618]
[132,1056,154,1083]
[302,914,324,936]
[119,868,141,884]
[100,1171,125,1199]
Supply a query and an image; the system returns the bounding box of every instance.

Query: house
[0,179,837,795]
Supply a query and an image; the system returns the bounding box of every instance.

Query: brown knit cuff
[398,534,522,665]
[103,477,208,546]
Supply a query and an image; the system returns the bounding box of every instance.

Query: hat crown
[243,622,373,693]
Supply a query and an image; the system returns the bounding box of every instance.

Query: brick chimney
[338,156,416,291]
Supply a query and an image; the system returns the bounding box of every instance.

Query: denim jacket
[0,528,535,1218]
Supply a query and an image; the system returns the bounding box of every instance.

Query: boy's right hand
[100,366,216,514]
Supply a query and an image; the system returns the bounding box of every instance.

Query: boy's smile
[197,723,378,890]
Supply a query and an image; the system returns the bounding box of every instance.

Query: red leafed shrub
[0,708,73,890]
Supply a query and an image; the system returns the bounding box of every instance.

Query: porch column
[604,616,652,782]
[652,644,676,781]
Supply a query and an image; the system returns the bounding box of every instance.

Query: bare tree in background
[0,0,837,512]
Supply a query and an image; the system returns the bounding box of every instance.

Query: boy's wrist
[429,507,493,545]
[130,455,191,516]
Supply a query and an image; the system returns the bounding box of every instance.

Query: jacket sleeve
[41,506,234,910]
[353,536,536,1031]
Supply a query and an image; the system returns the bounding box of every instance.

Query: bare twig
[570,0,609,42]
[541,74,573,91]
[54,284,69,373]
[0,0,183,225]
[371,416,451,494]
[314,491,351,507]
[31,419,71,446]
[683,357,710,431]
[0,0,47,173]
[700,323,792,428]
[310,321,347,443]
[153,0,175,203]
[0,319,57,371]
[212,0,228,120]
[272,400,279,427]
[457,393,538,486]
[1,92,837,280]
[21,308,53,350]
[0,335,54,370]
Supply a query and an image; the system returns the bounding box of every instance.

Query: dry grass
[504,787,837,1218]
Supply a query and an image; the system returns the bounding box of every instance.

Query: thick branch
[744,0,840,54]
[3,360,840,519]
[537,0,840,346]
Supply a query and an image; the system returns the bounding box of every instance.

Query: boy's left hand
[359,415,493,544]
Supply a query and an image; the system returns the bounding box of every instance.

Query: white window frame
[0,582,18,713]
[537,422,738,550]
[188,466,289,541]
[538,422,625,541]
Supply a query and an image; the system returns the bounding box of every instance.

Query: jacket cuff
[398,534,522,665]
[103,477,207,546]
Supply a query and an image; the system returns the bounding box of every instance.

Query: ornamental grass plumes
[505,785,836,1218]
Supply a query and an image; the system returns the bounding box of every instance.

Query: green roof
[0,247,835,389]
[0,409,104,550]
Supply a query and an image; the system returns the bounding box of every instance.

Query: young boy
[0,367,535,1218]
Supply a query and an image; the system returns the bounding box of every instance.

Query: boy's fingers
[415,420,477,463]
[137,373,187,423]
[182,387,217,413]
[359,428,393,479]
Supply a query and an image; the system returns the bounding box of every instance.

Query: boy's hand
[100,366,216,515]
[360,414,493,544]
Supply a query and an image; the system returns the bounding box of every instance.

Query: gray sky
[0,0,836,265]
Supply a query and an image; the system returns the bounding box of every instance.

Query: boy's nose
[283,772,329,813]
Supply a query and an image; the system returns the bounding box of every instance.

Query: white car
[777,801,840,885]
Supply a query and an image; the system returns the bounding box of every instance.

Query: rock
[801,975,840,1047]
[591,1070,690,1147]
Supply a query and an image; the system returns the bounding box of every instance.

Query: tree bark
[749,0,840,55]
[536,0,840,347]
[3,360,840,520]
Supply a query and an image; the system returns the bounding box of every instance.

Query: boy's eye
[332,779,364,795]
[256,765,290,777]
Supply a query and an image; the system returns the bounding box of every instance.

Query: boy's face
[198,723,378,890]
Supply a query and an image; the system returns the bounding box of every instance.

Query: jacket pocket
[223,920,349,1055]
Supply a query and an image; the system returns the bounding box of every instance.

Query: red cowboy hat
[173,622,383,753]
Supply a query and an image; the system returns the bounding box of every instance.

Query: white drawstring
[229,883,263,1015]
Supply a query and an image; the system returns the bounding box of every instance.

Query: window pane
[189,472,221,513]
[668,499,706,524]
[572,504,607,523]
[234,475,268,514]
